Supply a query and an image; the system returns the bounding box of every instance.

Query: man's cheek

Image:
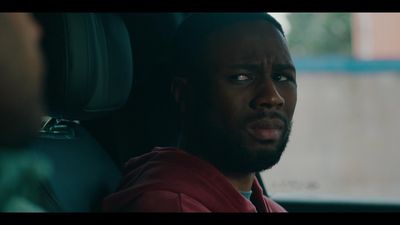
[286,100,297,120]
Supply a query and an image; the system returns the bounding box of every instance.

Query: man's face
[184,20,297,174]
[0,13,45,147]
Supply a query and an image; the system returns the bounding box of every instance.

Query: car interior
[32,13,132,211]
[29,12,186,212]
[27,12,400,212]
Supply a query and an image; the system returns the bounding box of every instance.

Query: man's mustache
[245,110,289,129]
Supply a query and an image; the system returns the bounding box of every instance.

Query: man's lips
[246,119,284,141]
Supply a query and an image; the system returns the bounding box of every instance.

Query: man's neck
[178,134,256,192]
[225,173,255,192]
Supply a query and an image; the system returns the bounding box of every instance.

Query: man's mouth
[246,119,284,142]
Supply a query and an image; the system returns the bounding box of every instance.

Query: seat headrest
[36,13,133,120]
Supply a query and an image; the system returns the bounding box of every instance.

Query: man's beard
[184,111,292,175]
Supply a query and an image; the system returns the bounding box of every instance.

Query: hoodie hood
[103,147,285,212]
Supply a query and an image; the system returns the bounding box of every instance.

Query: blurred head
[171,13,297,174]
[0,13,45,148]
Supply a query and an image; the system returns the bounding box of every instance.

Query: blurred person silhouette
[0,13,52,212]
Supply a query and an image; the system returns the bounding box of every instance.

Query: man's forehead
[203,21,292,66]
[206,20,283,41]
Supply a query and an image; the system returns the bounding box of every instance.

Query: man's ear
[171,77,189,113]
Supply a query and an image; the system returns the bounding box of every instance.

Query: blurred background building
[353,13,400,60]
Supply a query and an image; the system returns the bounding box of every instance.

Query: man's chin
[231,139,287,172]
[254,149,284,170]
[246,139,282,154]
[212,144,284,174]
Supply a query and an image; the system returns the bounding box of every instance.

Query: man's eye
[236,74,250,81]
[229,74,252,81]
[273,74,289,82]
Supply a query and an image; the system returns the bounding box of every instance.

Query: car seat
[31,13,133,212]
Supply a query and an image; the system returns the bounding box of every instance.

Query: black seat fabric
[32,13,133,212]
[38,13,133,120]
[32,122,121,212]
[97,13,185,167]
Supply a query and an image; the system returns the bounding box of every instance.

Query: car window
[263,13,400,203]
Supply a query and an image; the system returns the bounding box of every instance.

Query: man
[0,13,51,212]
[103,13,297,212]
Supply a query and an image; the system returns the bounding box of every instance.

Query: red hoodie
[103,147,286,212]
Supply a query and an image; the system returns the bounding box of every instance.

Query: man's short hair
[170,13,285,78]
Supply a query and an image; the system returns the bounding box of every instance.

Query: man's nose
[250,79,285,110]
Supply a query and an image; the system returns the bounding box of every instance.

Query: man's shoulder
[121,147,229,195]
[124,190,210,212]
